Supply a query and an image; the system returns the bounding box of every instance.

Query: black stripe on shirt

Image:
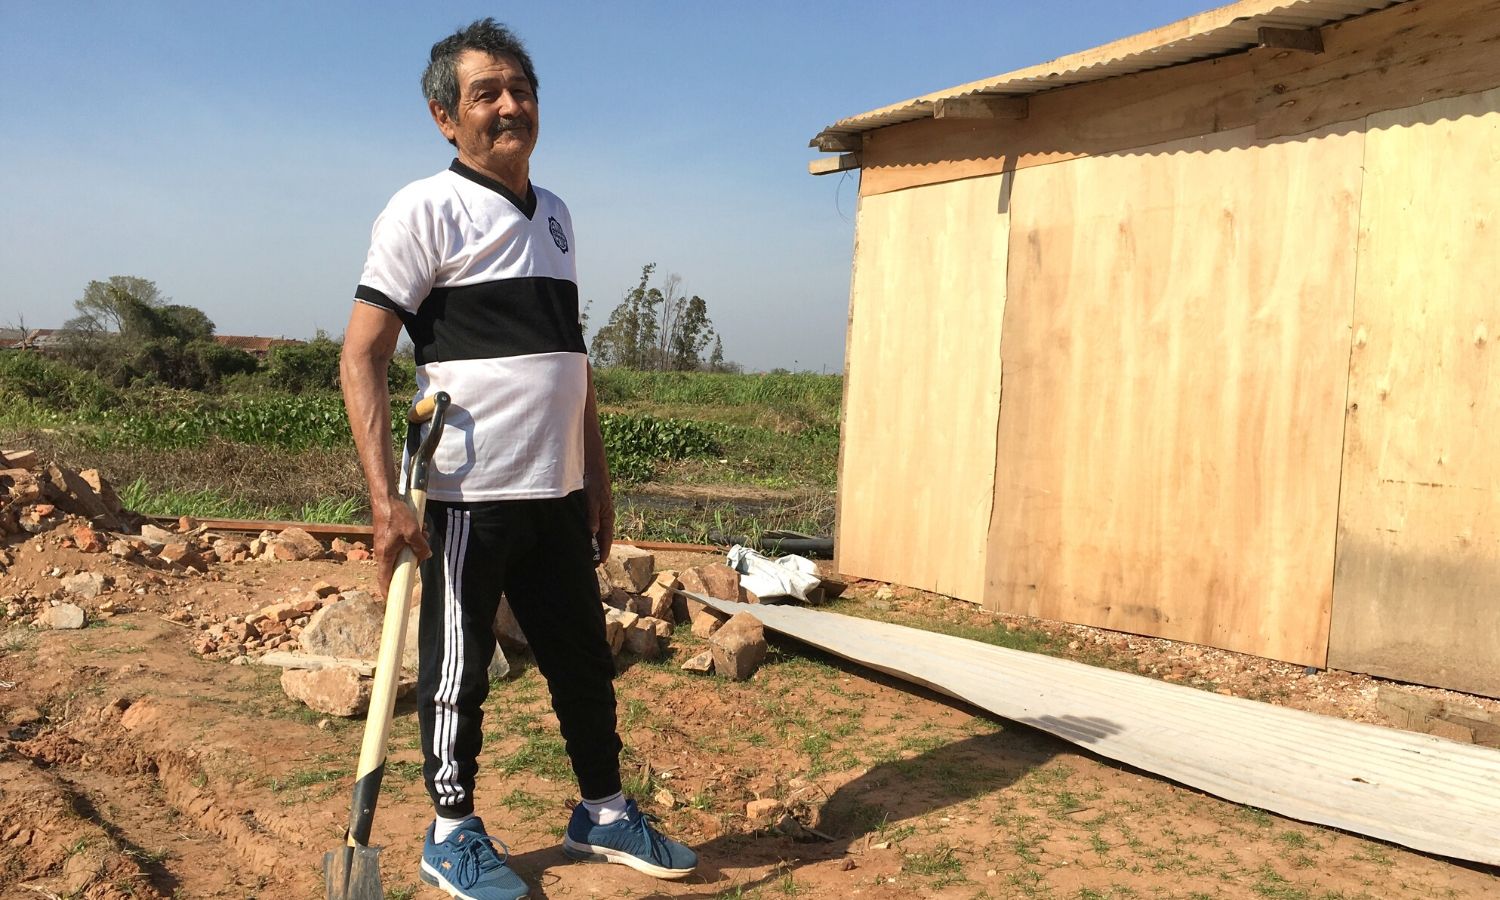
[405,276,584,365]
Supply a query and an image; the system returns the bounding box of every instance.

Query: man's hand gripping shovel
[325,391,450,900]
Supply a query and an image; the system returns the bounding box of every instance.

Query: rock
[61,571,108,599]
[595,567,612,600]
[492,595,529,651]
[72,524,105,553]
[709,612,767,681]
[746,798,784,825]
[604,545,656,592]
[679,564,743,603]
[347,548,372,561]
[254,601,301,624]
[44,464,126,529]
[1,449,39,470]
[79,469,126,519]
[691,606,726,639]
[269,526,325,561]
[138,523,175,548]
[488,645,512,681]
[623,619,663,659]
[682,650,714,674]
[106,540,135,559]
[603,587,632,611]
[301,593,385,659]
[281,666,372,717]
[38,602,86,629]
[644,571,680,621]
[310,581,340,598]
[159,542,207,570]
[626,592,655,617]
[2,470,43,505]
[602,610,626,655]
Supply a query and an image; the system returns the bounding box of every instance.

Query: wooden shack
[810,0,1500,698]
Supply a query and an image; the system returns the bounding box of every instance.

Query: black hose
[709,531,834,558]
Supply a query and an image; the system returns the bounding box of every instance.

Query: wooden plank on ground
[695,596,1500,866]
[836,173,1009,601]
[1327,87,1500,699]
[984,124,1363,666]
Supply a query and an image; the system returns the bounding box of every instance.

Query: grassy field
[0,353,841,541]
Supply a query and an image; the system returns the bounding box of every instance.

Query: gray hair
[422,18,538,118]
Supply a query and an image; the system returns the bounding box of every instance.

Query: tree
[65,276,166,334]
[56,275,253,390]
[668,294,715,371]
[589,264,718,371]
[590,264,663,369]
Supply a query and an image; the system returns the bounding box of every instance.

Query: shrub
[599,413,719,483]
[0,351,119,411]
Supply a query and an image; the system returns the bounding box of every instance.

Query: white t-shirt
[356,160,587,502]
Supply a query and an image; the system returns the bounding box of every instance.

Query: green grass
[4,365,842,535]
[497,734,573,782]
[118,476,365,523]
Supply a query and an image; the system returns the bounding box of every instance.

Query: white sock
[433,813,473,843]
[582,792,628,825]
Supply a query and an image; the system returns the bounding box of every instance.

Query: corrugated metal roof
[811,0,1409,147]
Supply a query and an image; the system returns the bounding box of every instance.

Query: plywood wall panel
[1328,88,1500,698]
[836,174,1009,601]
[984,125,1363,666]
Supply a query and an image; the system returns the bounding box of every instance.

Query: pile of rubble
[254,543,842,718]
[1,447,840,719]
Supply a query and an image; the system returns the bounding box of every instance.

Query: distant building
[3,329,302,359]
[3,329,67,353]
[212,335,304,359]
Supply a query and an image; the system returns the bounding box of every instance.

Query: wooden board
[984,124,1363,666]
[1328,87,1500,698]
[859,0,1500,197]
[695,595,1500,867]
[836,173,1009,601]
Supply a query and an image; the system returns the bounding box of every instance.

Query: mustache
[490,117,531,137]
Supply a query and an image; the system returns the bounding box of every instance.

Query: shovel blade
[324,844,383,900]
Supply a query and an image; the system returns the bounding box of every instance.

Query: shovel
[325,391,450,900]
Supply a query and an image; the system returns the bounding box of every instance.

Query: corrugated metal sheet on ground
[692,596,1500,866]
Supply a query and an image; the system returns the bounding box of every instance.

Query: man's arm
[583,365,614,563]
[340,302,430,594]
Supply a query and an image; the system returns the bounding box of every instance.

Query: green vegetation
[3,274,839,539]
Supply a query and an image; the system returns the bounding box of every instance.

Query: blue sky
[1,1,1208,372]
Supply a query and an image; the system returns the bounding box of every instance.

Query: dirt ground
[2,529,1498,900]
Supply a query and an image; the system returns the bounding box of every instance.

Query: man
[340,19,696,900]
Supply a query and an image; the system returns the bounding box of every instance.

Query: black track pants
[417,491,623,818]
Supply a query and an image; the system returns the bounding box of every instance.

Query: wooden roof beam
[1258,25,1324,53]
[933,95,1030,120]
[810,132,861,152]
[808,152,861,176]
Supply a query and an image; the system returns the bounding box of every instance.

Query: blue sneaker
[419,817,530,900]
[561,799,697,879]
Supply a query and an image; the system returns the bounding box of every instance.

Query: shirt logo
[548,216,569,254]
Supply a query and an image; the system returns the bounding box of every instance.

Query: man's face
[431,50,538,182]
